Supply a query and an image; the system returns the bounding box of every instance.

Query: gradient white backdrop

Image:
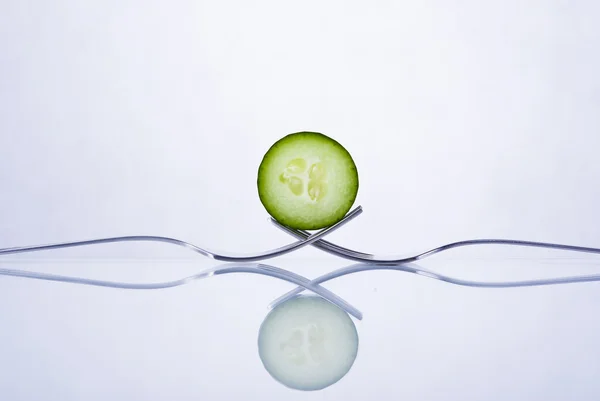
[1,1,600,400]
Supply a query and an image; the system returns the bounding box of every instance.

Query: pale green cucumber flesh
[257,132,359,230]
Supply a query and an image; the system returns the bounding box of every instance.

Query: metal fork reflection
[0,262,363,320]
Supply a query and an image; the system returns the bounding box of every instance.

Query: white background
[1,0,600,400]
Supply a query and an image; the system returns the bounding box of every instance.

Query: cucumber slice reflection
[258,296,359,391]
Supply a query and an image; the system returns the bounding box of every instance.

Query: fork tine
[0,206,363,262]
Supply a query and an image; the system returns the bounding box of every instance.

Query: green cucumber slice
[257,132,359,230]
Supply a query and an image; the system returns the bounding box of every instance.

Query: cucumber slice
[257,295,359,391]
[257,132,359,230]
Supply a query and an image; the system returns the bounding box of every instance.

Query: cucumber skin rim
[257,131,359,230]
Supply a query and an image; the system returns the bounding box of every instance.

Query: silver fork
[270,216,600,264]
[0,206,361,262]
